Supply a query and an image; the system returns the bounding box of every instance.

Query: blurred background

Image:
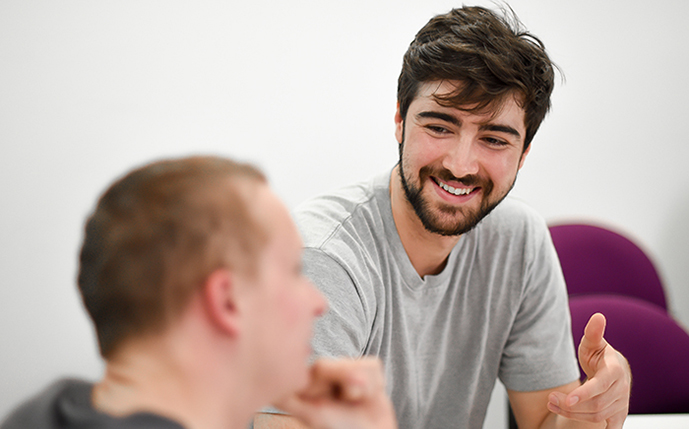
[2,0,688,425]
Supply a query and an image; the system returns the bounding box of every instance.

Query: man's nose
[442,139,480,178]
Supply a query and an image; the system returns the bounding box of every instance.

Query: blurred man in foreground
[1,156,397,429]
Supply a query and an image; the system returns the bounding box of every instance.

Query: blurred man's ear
[203,269,241,336]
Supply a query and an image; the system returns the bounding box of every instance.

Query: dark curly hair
[397,6,557,149]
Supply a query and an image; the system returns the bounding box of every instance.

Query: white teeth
[435,178,472,196]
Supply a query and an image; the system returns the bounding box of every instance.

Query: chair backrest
[569,295,689,414]
[549,223,667,311]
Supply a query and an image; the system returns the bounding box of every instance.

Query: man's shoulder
[481,196,547,231]
[2,378,186,429]
[472,196,550,250]
[1,378,92,429]
[293,173,389,250]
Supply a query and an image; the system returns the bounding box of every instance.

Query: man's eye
[484,137,507,146]
[426,125,449,134]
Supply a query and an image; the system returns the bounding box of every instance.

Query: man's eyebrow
[480,123,522,140]
[415,111,461,126]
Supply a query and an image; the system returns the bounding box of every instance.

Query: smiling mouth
[433,177,476,196]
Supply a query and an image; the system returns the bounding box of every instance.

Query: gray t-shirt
[294,170,580,429]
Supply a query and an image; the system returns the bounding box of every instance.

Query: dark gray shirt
[1,379,185,429]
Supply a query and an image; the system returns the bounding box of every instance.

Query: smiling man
[255,5,631,429]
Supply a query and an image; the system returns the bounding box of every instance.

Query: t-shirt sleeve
[498,222,581,392]
[302,247,372,358]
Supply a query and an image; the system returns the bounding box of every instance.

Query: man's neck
[389,166,461,278]
[91,325,253,429]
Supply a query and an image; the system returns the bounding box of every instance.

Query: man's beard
[398,140,515,237]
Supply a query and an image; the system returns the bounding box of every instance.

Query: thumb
[578,313,608,375]
[581,313,606,350]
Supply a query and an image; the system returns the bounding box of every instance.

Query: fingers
[548,325,631,427]
[563,376,610,410]
[548,391,628,428]
[548,376,621,415]
[276,357,396,429]
[298,357,385,402]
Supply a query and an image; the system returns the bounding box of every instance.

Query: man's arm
[508,313,631,429]
[255,358,397,429]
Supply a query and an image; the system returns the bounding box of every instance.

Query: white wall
[2,0,688,424]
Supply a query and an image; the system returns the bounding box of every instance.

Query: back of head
[78,156,266,359]
[397,5,556,148]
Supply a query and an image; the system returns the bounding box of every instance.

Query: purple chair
[569,295,689,414]
[549,223,667,311]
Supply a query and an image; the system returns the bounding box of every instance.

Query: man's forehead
[414,81,526,128]
[418,80,525,111]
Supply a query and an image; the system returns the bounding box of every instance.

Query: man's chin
[413,204,473,235]
[417,204,494,236]
[421,220,477,237]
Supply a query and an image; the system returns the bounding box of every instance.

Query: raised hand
[548,313,631,428]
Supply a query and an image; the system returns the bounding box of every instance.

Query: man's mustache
[419,167,484,187]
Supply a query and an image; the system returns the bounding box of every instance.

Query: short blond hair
[78,156,267,358]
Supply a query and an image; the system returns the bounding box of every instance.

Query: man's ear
[202,268,241,336]
[394,102,404,144]
[518,142,532,170]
